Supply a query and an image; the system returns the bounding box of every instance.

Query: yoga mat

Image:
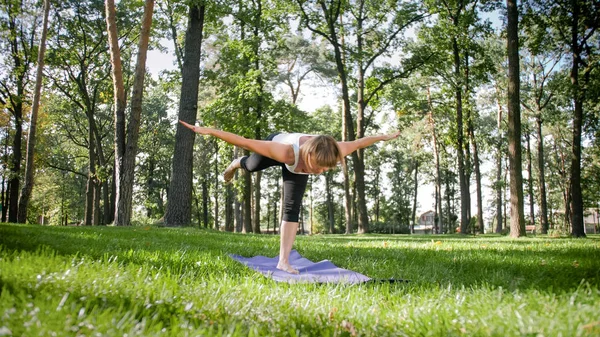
[229,250,372,284]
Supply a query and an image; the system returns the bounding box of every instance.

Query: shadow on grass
[1,224,599,293]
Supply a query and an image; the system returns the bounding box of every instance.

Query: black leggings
[239,133,308,222]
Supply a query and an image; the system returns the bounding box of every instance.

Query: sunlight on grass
[1,224,599,336]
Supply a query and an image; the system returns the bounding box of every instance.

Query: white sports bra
[272,133,312,174]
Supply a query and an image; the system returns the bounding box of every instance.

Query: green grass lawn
[1,224,599,336]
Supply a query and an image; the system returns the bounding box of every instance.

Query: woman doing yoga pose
[179,120,400,274]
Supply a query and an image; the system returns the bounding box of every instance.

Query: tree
[506,0,526,237]
[519,37,561,234]
[296,0,426,233]
[136,84,174,219]
[164,3,206,227]
[105,0,155,226]
[17,0,51,223]
[46,0,118,226]
[565,0,598,237]
[526,0,598,236]
[29,95,89,225]
[0,0,40,222]
[420,0,497,234]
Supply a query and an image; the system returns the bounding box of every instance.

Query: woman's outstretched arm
[337,131,401,157]
[179,121,293,164]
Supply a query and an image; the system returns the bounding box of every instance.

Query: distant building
[550,208,598,234]
[584,209,599,234]
[415,210,436,234]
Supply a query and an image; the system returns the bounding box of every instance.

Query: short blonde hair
[299,135,342,168]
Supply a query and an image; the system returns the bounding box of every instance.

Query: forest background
[1,0,598,238]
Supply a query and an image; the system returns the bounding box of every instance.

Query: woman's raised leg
[223,157,242,183]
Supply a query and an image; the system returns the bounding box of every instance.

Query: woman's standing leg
[278,221,299,273]
[276,168,308,274]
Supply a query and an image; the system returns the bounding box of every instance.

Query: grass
[1,224,599,336]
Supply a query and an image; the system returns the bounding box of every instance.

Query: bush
[368,221,410,234]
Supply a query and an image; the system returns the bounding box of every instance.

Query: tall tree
[349,0,426,233]
[566,0,598,237]
[164,3,206,227]
[17,0,51,223]
[296,0,355,233]
[531,0,599,236]
[521,4,563,235]
[494,85,505,234]
[106,0,155,226]
[136,85,174,219]
[0,0,40,222]
[506,0,526,237]
[296,0,425,233]
[420,0,492,234]
[46,0,114,226]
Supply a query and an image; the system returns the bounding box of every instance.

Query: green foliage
[134,84,175,219]
[1,224,599,336]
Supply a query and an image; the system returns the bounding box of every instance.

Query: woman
[179,120,400,274]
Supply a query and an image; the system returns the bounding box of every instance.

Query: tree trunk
[225,183,233,232]
[7,106,22,223]
[536,116,549,234]
[411,160,419,234]
[452,35,469,234]
[193,187,201,227]
[1,176,7,222]
[109,170,116,224]
[434,144,443,234]
[252,0,263,235]
[164,4,205,227]
[253,171,262,233]
[146,157,156,217]
[111,0,154,226]
[374,167,380,225]
[326,171,335,233]
[471,128,484,234]
[445,171,452,233]
[93,176,101,225]
[233,147,243,233]
[354,15,369,233]
[242,150,252,234]
[320,1,355,234]
[5,1,30,223]
[118,0,154,224]
[84,126,96,226]
[274,181,279,234]
[495,85,504,234]
[568,0,585,237]
[526,132,535,229]
[2,130,8,222]
[428,88,443,234]
[202,179,209,228]
[353,154,369,233]
[506,0,526,237]
[214,141,219,229]
[17,0,51,223]
[105,0,127,225]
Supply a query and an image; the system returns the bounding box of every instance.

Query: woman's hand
[380,131,401,141]
[179,120,212,135]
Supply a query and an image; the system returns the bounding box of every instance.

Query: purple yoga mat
[229,250,372,284]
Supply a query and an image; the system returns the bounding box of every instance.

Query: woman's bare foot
[276,262,299,274]
[223,158,242,183]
